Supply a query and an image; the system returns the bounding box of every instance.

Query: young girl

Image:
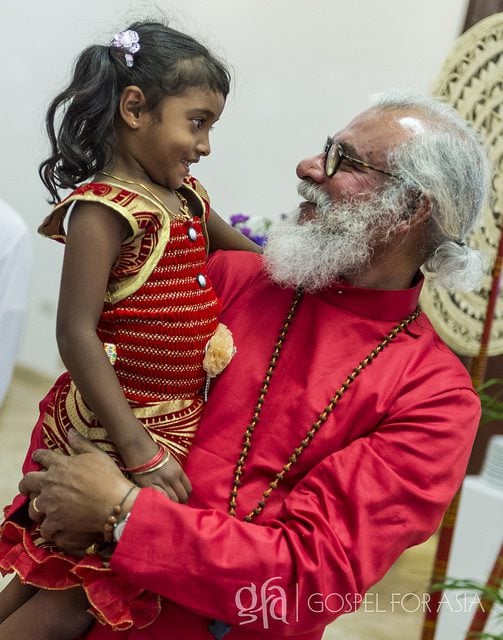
[0,20,259,639]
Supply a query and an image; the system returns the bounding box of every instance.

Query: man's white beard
[263,180,403,292]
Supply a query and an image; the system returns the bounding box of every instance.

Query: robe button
[197,274,207,288]
[187,226,197,242]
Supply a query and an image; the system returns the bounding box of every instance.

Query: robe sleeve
[110,382,480,635]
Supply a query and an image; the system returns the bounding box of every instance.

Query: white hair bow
[111,29,140,68]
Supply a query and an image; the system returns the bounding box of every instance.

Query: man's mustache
[297,180,326,206]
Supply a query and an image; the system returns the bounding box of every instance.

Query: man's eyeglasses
[324,137,400,180]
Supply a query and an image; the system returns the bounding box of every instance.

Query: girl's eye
[192,118,205,129]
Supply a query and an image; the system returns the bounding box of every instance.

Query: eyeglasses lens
[324,140,341,178]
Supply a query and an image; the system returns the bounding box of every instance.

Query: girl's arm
[56,203,189,502]
[206,208,262,253]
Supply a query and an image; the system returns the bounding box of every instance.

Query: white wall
[1,0,467,376]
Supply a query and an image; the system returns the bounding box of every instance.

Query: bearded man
[18,89,489,640]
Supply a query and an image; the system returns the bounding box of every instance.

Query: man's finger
[31,448,61,469]
[39,519,59,541]
[19,470,46,495]
[67,428,102,454]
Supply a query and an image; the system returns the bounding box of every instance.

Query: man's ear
[402,190,431,226]
[118,85,147,129]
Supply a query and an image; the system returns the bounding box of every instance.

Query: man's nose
[296,154,325,183]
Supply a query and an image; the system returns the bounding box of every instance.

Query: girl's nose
[296,154,326,184]
[196,135,211,157]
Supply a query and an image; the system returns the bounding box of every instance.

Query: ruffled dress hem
[0,516,161,629]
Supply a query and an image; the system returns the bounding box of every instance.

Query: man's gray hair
[372,89,491,291]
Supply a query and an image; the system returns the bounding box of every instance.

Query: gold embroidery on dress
[42,381,201,465]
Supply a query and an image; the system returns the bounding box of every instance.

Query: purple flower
[229,213,273,246]
[250,234,267,247]
[230,213,250,226]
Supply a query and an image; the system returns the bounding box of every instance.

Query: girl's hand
[132,455,192,504]
[118,426,192,503]
[118,430,191,503]
[51,531,104,557]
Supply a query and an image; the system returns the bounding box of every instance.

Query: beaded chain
[103,485,136,542]
[228,290,421,522]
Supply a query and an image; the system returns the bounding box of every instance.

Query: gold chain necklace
[229,290,421,522]
[98,171,191,221]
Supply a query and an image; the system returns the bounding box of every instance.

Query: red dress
[0,177,220,629]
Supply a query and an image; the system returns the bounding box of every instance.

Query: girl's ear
[119,86,147,129]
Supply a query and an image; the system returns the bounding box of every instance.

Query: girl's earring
[131,120,137,128]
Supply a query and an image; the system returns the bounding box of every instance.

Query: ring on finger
[31,496,42,514]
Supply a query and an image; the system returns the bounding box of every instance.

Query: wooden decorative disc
[419,13,503,356]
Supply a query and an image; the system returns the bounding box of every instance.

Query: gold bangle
[124,443,166,474]
[131,449,171,475]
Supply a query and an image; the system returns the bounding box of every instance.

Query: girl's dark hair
[39,21,231,203]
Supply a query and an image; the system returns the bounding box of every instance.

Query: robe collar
[313,272,424,323]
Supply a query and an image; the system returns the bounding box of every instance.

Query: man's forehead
[396,116,425,134]
[333,107,422,149]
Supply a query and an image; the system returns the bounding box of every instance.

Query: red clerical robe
[85,250,479,639]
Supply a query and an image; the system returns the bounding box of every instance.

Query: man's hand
[19,430,138,541]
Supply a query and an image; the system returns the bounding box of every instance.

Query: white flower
[111,30,140,67]
[203,323,236,378]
